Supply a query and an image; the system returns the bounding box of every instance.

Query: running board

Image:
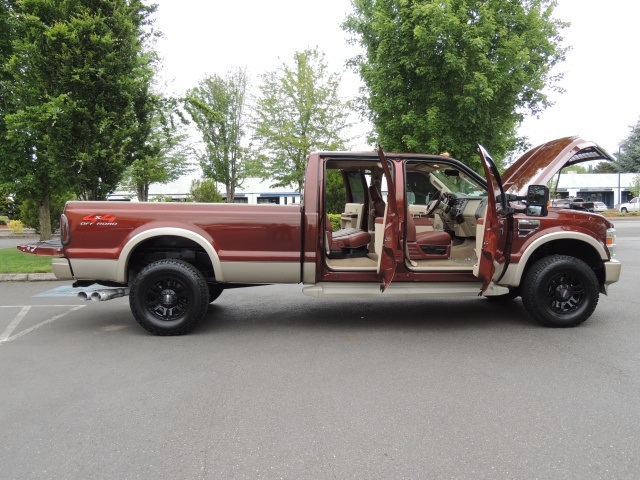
[302,282,483,298]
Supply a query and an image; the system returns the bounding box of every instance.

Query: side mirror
[526,185,549,217]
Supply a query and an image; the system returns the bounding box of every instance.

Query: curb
[0,273,58,282]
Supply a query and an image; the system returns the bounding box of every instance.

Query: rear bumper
[52,258,74,280]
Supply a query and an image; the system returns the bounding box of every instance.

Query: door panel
[476,145,510,293]
[376,146,399,292]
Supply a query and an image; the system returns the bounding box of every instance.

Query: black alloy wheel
[130,259,209,335]
[521,255,599,328]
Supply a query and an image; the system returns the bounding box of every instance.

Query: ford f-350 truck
[20,136,621,335]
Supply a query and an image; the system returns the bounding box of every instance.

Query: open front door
[376,146,400,292]
[476,145,511,293]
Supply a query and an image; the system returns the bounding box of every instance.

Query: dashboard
[441,194,486,237]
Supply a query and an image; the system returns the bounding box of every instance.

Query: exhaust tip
[90,291,103,302]
[77,291,91,301]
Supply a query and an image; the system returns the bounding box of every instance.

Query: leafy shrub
[328,213,341,231]
[150,195,174,202]
[188,179,223,203]
[8,220,24,234]
[18,192,73,232]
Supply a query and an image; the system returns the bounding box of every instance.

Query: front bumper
[603,259,621,294]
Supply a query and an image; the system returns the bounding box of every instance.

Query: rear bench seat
[325,215,371,258]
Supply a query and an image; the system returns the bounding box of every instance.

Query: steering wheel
[425,192,443,215]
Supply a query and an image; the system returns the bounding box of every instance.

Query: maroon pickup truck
[20,136,621,335]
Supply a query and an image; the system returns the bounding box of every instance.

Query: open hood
[501,136,615,197]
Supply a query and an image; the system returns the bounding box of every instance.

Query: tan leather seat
[406,213,451,260]
[325,215,370,258]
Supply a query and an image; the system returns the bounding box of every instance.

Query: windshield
[430,169,485,197]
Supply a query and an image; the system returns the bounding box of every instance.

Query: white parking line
[0,306,31,342]
[0,305,86,344]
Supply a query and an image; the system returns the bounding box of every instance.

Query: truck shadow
[196,294,535,335]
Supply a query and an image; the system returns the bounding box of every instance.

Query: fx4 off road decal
[80,214,118,226]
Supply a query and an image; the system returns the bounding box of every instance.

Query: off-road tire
[521,255,599,328]
[129,259,209,336]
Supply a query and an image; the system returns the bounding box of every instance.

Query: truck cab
[303,137,620,329]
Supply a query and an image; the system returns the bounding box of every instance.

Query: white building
[111,171,638,210]
[109,175,301,205]
[553,172,638,208]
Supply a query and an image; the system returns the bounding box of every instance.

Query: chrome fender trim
[500,231,608,287]
[117,227,223,284]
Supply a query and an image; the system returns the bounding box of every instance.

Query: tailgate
[17,238,64,256]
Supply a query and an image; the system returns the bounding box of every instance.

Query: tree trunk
[137,183,149,202]
[226,184,234,203]
[38,196,52,241]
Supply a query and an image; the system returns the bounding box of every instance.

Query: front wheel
[130,259,209,335]
[621,207,628,213]
[521,255,599,328]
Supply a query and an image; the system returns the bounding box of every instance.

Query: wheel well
[520,239,605,286]
[127,235,215,284]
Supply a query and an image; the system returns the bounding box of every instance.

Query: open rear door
[376,146,400,292]
[476,145,511,293]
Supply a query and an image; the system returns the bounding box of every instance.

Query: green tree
[120,96,194,201]
[0,192,15,219]
[593,162,618,174]
[616,118,640,172]
[17,190,73,233]
[629,174,640,198]
[325,170,347,214]
[0,0,155,239]
[252,48,351,192]
[188,178,223,203]
[185,68,249,202]
[0,1,13,163]
[344,0,568,169]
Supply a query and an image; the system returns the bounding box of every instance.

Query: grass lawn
[0,247,53,274]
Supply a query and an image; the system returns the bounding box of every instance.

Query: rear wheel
[130,259,209,336]
[521,255,599,328]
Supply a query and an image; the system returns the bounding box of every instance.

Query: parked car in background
[550,197,595,212]
[619,197,640,213]
[593,201,608,213]
[567,197,595,212]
